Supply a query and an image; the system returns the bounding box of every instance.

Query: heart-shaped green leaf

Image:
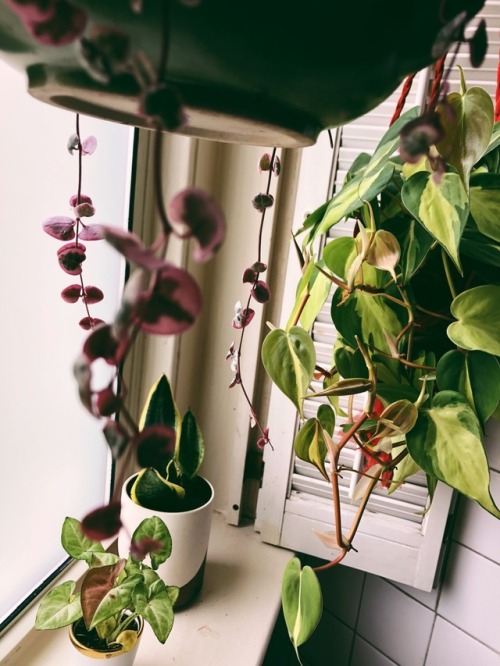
[61,517,105,563]
[294,404,335,480]
[469,173,500,242]
[447,285,500,355]
[436,79,493,188]
[436,349,500,425]
[323,237,356,280]
[282,557,322,663]
[262,327,315,417]
[311,108,419,241]
[131,516,172,570]
[401,171,469,271]
[406,391,500,517]
[35,581,82,630]
[134,579,175,644]
[331,287,403,354]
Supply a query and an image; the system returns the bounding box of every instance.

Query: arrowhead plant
[35,516,178,650]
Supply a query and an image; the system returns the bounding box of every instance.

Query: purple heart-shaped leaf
[137,265,202,335]
[42,216,75,241]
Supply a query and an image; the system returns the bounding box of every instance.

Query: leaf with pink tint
[100,226,166,269]
[69,193,93,207]
[168,187,226,262]
[103,420,129,459]
[42,216,75,241]
[232,301,255,329]
[96,388,120,416]
[78,224,104,241]
[84,286,104,304]
[81,502,123,542]
[61,284,81,303]
[137,266,202,335]
[74,202,95,217]
[5,0,57,22]
[129,537,164,561]
[312,529,344,550]
[25,0,87,46]
[80,558,125,628]
[81,135,97,155]
[251,280,271,303]
[83,324,119,363]
[57,242,86,275]
[79,316,104,330]
[135,425,176,471]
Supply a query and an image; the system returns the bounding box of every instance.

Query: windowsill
[0,512,291,665]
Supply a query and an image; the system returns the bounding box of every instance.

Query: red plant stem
[330,413,369,550]
[390,73,416,125]
[428,54,446,112]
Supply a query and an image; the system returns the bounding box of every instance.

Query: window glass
[0,60,133,628]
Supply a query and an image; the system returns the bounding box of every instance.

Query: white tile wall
[300,610,353,666]
[351,637,398,666]
[452,471,500,564]
[437,543,500,653]
[356,576,434,666]
[426,618,500,666]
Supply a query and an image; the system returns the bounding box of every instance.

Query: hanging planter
[0,0,485,146]
[118,473,214,609]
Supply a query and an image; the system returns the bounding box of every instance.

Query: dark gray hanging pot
[0,0,484,146]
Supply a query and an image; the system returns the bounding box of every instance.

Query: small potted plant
[35,515,178,664]
[118,374,214,608]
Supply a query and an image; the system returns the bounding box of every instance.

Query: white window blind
[256,6,497,590]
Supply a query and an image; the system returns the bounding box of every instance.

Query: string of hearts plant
[226,148,281,450]
[26,0,226,547]
[262,59,500,666]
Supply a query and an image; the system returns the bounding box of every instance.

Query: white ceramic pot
[118,474,214,608]
[69,617,143,664]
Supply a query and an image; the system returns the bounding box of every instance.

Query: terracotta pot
[118,474,214,608]
[0,1,482,147]
[68,616,143,664]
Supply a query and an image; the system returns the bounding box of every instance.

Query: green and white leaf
[401,171,469,271]
[447,285,500,355]
[35,581,82,630]
[436,75,494,188]
[469,173,500,242]
[311,108,419,240]
[406,391,500,517]
[132,516,172,570]
[436,350,500,425]
[294,404,335,481]
[261,327,316,417]
[134,580,175,644]
[60,517,105,563]
[282,557,322,664]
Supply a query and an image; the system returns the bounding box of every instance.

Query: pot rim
[123,473,215,516]
[69,616,144,660]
